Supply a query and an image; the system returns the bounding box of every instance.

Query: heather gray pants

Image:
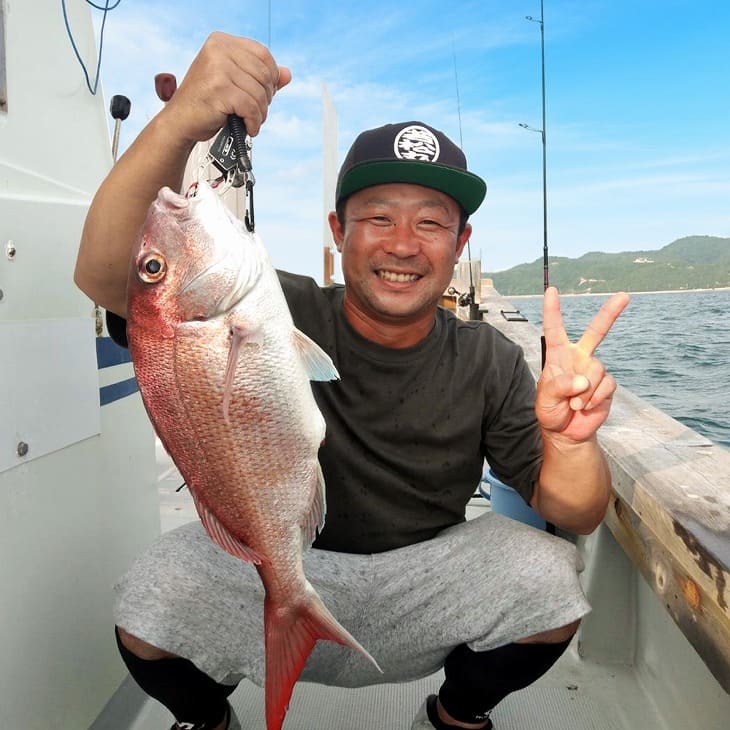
[114,512,589,687]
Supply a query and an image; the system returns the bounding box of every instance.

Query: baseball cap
[335,122,487,215]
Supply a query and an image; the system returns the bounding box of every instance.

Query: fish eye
[139,254,167,283]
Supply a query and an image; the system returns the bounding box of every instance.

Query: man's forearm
[531,432,612,534]
[74,111,194,316]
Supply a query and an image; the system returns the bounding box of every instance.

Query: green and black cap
[335,121,487,215]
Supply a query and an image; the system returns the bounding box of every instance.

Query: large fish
[126,181,379,730]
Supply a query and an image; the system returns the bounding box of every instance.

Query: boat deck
[118,657,653,730]
[92,441,684,730]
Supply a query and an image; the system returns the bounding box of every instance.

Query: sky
[86,0,730,282]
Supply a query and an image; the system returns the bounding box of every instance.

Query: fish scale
[126,181,379,730]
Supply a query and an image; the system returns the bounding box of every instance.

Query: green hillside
[485,236,730,295]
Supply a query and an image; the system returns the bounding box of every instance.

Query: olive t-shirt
[108,270,543,555]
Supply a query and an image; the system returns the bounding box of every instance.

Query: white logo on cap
[393,125,440,162]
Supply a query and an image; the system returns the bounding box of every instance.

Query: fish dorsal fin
[189,487,265,565]
[291,329,339,382]
[302,463,326,548]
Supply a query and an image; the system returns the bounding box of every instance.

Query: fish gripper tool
[208,114,256,232]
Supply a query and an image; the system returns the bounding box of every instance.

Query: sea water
[512,289,730,449]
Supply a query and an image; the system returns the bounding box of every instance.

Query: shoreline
[504,286,730,299]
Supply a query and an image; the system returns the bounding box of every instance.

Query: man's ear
[455,222,472,261]
[328,211,344,253]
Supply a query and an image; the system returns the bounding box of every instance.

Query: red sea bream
[125,181,378,730]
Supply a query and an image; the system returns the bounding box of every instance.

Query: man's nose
[383,222,420,257]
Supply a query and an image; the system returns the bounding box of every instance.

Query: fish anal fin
[189,488,264,565]
[264,587,381,730]
[291,329,339,382]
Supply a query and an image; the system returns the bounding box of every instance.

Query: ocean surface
[511,289,730,449]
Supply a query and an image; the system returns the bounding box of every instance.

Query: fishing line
[452,40,463,150]
[452,40,477,316]
[61,0,122,95]
[267,0,272,48]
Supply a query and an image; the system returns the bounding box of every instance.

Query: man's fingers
[538,290,624,437]
[568,359,607,410]
[276,66,293,90]
[583,374,617,411]
[540,368,589,401]
[569,373,617,412]
[541,286,570,348]
[178,33,289,139]
[576,292,630,355]
[225,41,285,135]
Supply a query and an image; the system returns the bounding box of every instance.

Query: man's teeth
[379,270,419,283]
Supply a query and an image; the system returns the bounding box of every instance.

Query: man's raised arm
[74,33,290,317]
[531,286,630,533]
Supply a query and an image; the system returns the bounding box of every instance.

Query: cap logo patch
[393,125,440,162]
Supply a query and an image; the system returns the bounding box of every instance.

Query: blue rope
[61,0,122,95]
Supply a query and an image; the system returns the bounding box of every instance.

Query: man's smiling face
[330,183,471,344]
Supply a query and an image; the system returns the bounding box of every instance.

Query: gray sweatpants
[114,512,589,687]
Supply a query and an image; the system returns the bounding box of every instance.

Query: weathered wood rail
[478,286,730,694]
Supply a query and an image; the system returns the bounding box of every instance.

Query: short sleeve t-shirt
[108,271,543,554]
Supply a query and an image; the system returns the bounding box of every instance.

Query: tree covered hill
[484,236,730,295]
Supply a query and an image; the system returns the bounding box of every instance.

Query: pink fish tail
[263,591,381,730]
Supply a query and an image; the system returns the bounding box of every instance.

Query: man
[75,33,628,730]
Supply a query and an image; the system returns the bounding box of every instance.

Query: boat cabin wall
[0,2,161,728]
[1,4,7,113]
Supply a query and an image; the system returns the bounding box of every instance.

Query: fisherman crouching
[74,32,629,730]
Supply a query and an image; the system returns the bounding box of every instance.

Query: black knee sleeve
[115,627,237,729]
[439,638,572,724]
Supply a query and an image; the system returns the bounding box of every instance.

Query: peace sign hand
[536,287,630,444]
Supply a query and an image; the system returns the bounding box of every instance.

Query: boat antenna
[452,41,479,320]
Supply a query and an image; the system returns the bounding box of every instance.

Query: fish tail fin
[264,587,381,730]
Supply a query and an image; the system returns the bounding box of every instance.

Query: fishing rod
[524,1,549,364]
[452,43,480,321]
[528,0,549,294]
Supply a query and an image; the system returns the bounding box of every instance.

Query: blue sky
[89,0,730,282]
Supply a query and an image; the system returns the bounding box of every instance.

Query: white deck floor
[123,656,659,730]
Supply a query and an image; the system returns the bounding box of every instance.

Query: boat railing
[480,284,730,695]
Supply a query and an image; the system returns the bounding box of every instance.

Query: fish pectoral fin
[291,328,339,382]
[222,321,264,423]
[189,487,264,565]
